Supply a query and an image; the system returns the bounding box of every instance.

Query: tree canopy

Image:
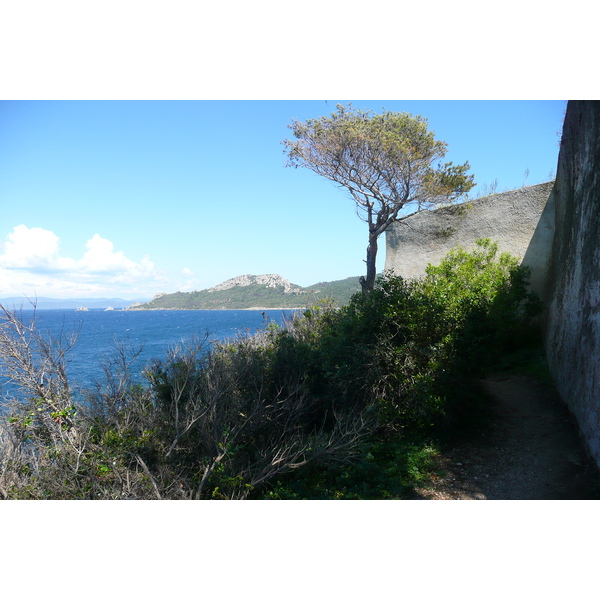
[283,104,475,292]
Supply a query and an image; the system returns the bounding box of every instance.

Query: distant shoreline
[127,306,305,312]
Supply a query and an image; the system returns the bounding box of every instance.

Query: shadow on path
[413,372,600,500]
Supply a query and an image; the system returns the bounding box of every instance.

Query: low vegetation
[0,240,542,499]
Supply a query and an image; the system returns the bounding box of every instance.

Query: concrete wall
[384,101,600,467]
[384,181,555,300]
[544,101,600,466]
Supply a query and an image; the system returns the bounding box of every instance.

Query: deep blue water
[1,308,298,393]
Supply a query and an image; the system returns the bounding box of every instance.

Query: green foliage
[283,103,476,291]
[284,103,475,213]
[419,238,542,356]
[251,240,543,497]
[0,241,542,499]
[263,239,543,432]
[260,435,441,500]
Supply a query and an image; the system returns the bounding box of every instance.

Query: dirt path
[413,372,600,500]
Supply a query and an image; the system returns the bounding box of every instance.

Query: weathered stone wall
[544,101,600,466]
[384,102,600,466]
[384,181,555,300]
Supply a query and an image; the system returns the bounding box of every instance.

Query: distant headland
[128,274,362,310]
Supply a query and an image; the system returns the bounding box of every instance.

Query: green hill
[130,274,363,310]
[303,276,363,306]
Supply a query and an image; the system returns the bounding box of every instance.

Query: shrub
[268,239,543,433]
[360,239,542,428]
[0,240,542,499]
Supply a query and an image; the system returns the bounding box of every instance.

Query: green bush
[267,239,543,433]
[0,240,542,499]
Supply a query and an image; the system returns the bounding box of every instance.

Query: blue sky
[0,100,566,299]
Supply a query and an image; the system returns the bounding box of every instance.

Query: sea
[0,308,299,396]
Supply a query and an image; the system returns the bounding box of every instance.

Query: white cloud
[79,234,157,279]
[0,224,75,272]
[0,225,167,299]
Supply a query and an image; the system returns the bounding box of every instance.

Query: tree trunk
[361,234,378,294]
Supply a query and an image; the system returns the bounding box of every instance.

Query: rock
[207,274,304,295]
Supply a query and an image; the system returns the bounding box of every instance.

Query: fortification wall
[384,101,600,468]
[544,100,600,467]
[384,181,555,300]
